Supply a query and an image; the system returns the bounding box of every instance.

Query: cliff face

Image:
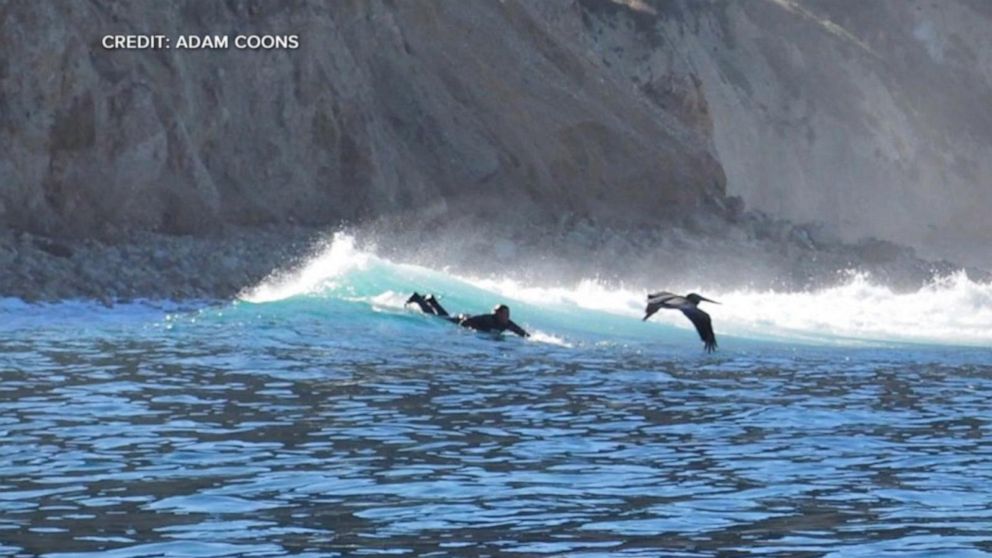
[665,0,992,266]
[0,0,724,238]
[6,0,991,269]
[554,0,992,267]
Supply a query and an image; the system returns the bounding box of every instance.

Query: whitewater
[2,232,991,557]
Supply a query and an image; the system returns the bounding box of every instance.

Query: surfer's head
[493,304,510,325]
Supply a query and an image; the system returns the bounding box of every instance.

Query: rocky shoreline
[0,211,986,305]
[0,226,324,304]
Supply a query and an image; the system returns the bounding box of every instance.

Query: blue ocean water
[2,234,992,557]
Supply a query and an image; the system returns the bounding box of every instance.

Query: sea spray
[240,233,374,303]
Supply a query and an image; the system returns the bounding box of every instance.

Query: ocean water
[2,234,991,557]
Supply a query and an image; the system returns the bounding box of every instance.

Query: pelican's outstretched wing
[644,291,687,321]
[680,307,717,352]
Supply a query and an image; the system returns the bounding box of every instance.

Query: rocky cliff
[530,0,992,267]
[665,0,992,267]
[0,0,725,239]
[2,0,991,301]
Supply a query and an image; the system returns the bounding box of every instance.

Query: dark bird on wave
[643,292,719,352]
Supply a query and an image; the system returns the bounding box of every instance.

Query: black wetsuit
[457,313,529,337]
[408,293,529,337]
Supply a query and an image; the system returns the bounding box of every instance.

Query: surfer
[406,292,530,337]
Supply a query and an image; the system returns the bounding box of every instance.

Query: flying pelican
[643,292,719,352]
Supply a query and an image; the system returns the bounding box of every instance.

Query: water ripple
[1,306,991,556]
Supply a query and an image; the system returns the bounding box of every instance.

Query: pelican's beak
[700,296,720,304]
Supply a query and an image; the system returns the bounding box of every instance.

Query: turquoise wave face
[238,276,654,350]
[233,246,705,350]
[233,233,992,350]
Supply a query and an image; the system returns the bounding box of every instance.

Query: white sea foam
[528,331,574,347]
[239,232,374,303]
[365,290,414,313]
[473,271,992,347]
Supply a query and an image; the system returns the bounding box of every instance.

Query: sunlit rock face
[0,1,724,238]
[651,0,992,266]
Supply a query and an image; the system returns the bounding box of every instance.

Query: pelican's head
[687,293,720,305]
